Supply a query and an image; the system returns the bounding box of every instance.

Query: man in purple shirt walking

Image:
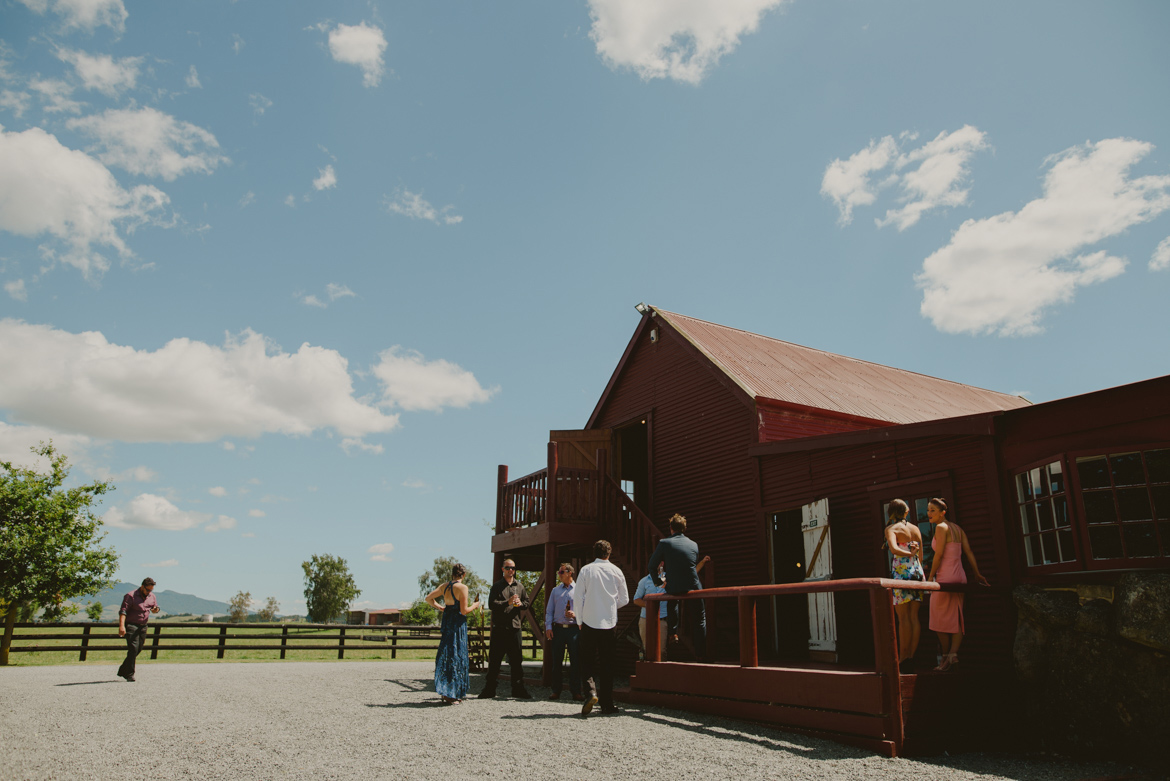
[117,578,160,681]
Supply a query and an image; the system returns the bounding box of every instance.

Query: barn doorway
[615,417,650,512]
[768,507,810,659]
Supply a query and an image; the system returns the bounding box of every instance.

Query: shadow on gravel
[55,680,121,687]
[635,711,858,759]
[365,701,452,709]
[383,678,432,693]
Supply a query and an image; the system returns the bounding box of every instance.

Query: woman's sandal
[934,652,959,672]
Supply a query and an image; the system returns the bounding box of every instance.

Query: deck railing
[498,467,548,531]
[642,578,969,757]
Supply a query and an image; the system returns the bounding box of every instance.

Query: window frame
[1011,442,1170,575]
[1066,443,1170,570]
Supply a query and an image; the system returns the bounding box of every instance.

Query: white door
[801,498,836,653]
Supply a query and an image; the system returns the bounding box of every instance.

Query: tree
[256,596,279,622]
[228,590,251,623]
[86,601,104,622]
[417,556,490,601]
[399,599,437,626]
[1,443,119,665]
[301,554,360,623]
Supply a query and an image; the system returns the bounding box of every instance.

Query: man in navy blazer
[647,514,710,659]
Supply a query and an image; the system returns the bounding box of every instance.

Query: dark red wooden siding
[757,401,887,443]
[591,319,766,587]
[758,435,1014,672]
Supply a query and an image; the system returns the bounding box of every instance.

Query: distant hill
[82,582,231,617]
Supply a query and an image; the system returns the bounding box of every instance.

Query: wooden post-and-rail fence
[6,620,540,668]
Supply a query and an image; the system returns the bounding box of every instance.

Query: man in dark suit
[478,558,532,699]
[647,514,711,659]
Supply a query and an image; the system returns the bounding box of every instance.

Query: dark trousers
[579,624,616,709]
[666,596,707,659]
[547,624,580,695]
[483,626,526,693]
[117,623,148,677]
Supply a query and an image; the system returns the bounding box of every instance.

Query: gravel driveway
[0,661,1140,781]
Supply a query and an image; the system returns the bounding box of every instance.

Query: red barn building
[489,306,1169,758]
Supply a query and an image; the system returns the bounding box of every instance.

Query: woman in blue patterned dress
[885,499,924,674]
[425,563,480,703]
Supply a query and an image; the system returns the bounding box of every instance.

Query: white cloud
[208,486,227,497]
[0,90,31,118]
[820,136,897,226]
[402,478,428,489]
[0,125,170,277]
[0,320,402,443]
[56,49,142,97]
[247,509,265,518]
[313,164,337,190]
[587,0,786,85]
[5,279,27,301]
[1151,237,1170,272]
[0,420,92,469]
[249,93,272,116]
[142,558,178,568]
[823,126,988,229]
[204,515,236,532]
[341,437,384,455]
[67,107,228,180]
[18,0,127,33]
[238,191,255,208]
[300,282,354,309]
[29,77,82,114]
[232,34,245,54]
[372,346,497,412]
[221,441,236,451]
[326,22,387,87]
[368,542,393,562]
[383,189,462,225]
[185,65,201,89]
[917,138,1170,336]
[104,493,209,531]
[241,532,255,538]
[284,193,296,208]
[88,464,156,482]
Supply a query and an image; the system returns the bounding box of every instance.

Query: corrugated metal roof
[652,307,1030,425]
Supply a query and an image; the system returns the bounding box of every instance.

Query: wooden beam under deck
[491,522,599,553]
[631,661,886,715]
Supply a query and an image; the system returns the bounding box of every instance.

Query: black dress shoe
[512,689,532,699]
[476,690,496,699]
[121,674,135,682]
[600,706,622,715]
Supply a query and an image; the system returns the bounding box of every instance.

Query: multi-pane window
[1076,448,1170,561]
[1016,461,1076,566]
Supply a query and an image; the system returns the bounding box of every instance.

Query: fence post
[280,625,288,660]
[738,596,758,668]
[645,597,661,663]
[496,465,508,533]
[869,585,905,755]
[217,625,227,659]
[546,442,558,524]
[391,626,397,660]
[149,624,161,660]
[79,624,91,662]
[338,626,346,660]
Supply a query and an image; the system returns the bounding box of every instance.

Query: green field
[4,624,543,666]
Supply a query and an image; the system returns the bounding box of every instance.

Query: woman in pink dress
[925,498,989,672]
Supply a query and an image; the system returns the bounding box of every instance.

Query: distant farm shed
[347,609,401,626]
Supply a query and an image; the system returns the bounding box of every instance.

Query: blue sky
[1,0,1168,614]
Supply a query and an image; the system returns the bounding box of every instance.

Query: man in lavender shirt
[117,578,160,681]
[543,562,581,701]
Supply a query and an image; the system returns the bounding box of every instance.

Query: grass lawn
[4,624,544,666]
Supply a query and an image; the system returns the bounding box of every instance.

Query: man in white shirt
[574,539,629,716]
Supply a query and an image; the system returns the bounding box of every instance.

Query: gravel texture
[0,661,1143,781]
